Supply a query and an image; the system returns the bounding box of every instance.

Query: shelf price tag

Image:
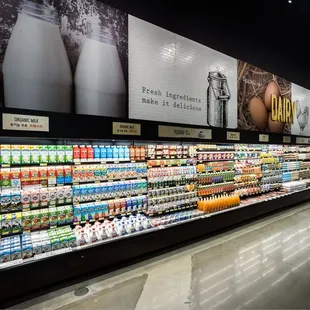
[227,131,240,141]
[158,125,212,140]
[296,137,309,144]
[259,134,269,143]
[2,113,49,132]
[112,122,141,136]
[283,136,291,143]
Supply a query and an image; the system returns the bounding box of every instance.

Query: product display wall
[1,141,310,269]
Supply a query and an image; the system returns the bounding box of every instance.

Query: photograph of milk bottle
[75,24,126,117]
[2,0,72,112]
[0,0,128,116]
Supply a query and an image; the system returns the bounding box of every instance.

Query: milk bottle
[2,0,72,112]
[75,26,126,117]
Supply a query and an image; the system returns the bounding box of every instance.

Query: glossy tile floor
[13,202,310,310]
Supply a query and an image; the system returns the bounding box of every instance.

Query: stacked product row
[2,142,310,265]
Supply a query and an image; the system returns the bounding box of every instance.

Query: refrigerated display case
[1,110,310,306]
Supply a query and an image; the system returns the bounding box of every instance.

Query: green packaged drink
[48,146,57,163]
[39,145,49,164]
[0,145,11,165]
[56,146,66,163]
[64,145,73,163]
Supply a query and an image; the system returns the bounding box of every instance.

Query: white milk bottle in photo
[75,26,126,117]
[2,0,72,112]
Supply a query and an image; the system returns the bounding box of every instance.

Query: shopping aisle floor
[12,202,310,310]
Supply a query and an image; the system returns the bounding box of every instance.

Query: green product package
[39,145,49,163]
[48,146,57,163]
[56,146,66,163]
[64,146,73,163]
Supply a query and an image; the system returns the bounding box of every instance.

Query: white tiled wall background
[128,15,238,128]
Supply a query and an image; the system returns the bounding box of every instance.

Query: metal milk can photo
[207,71,231,128]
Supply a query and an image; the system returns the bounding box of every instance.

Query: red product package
[80,146,87,161]
[39,166,48,186]
[20,168,31,187]
[87,146,94,160]
[73,145,80,160]
[47,166,56,186]
[29,167,40,185]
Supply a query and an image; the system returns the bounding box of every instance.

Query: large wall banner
[128,16,238,128]
[0,0,128,117]
[0,0,309,135]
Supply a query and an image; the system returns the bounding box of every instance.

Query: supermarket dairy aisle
[13,202,310,310]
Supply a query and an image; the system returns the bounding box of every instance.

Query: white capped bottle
[2,0,72,112]
[74,25,126,117]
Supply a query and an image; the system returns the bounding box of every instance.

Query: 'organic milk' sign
[2,113,49,132]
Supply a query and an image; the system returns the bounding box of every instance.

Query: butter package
[30,145,40,164]
[0,145,11,165]
[20,145,31,164]
[11,145,21,164]
[39,145,49,163]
